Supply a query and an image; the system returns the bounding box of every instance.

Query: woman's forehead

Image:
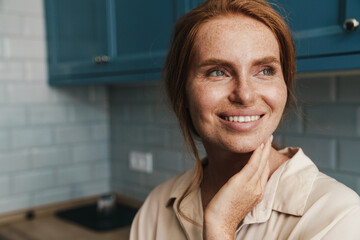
[193,15,280,63]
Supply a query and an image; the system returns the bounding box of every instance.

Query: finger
[241,143,264,176]
[259,157,270,189]
[257,136,272,188]
[254,135,273,178]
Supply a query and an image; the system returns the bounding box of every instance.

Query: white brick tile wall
[92,162,110,180]
[47,87,93,103]
[338,139,360,174]
[167,127,185,148]
[68,103,107,122]
[54,125,92,144]
[285,136,336,169]
[297,76,336,103]
[0,194,31,213]
[112,124,143,144]
[13,169,55,193]
[0,175,10,197]
[358,107,360,136]
[0,14,22,35]
[75,180,110,198]
[141,170,175,189]
[11,127,53,148]
[143,126,167,146]
[277,109,304,134]
[30,146,72,168]
[0,61,24,81]
[90,123,108,141]
[73,142,109,163]
[0,130,9,150]
[1,0,43,14]
[129,104,153,123]
[7,84,50,103]
[338,75,360,102]
[305,105,358,137]
[0,0,110,214]
[23,16,45,37]
[57,164,92,185]
[33,186,72,206]
[29,105,68,125]
[0,86,7,103]
[24,61,47,81]
[0,39,3,57]
[154,149,184,172]
[3,37,46,60]
[88,86,108,103]
[153,104,178,125]
[110,104,130,122]
[0,150,30,173]
[0,106,26,127]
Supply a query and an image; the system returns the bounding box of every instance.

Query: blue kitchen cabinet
[45,0,111,84]
[275,0,360,72]
[46,0,360,84]
[45,0,181,85]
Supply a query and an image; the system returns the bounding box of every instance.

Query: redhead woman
[130,0,360,239]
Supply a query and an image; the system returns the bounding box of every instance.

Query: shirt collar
[242,147,319,225]
[166,148,318,235]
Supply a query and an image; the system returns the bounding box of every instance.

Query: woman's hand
[204,135,273,240]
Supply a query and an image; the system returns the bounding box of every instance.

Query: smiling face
[186,14,287,154]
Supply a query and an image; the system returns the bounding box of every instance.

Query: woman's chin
[222,142,260,154]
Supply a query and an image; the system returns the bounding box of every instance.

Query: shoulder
[301,171,360,239]
[305,171,360,216]
[277,148,360,238]
[310,172,359,206]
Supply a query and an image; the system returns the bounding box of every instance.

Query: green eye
[209,70,225,77]
[260,68,272,76]
[216,70,224,76]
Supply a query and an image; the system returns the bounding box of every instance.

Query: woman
[130,0,360,239]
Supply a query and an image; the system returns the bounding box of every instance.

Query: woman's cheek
[263,83,287,112]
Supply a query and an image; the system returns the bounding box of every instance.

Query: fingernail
[260,143,264,149]
[270,135,274,143]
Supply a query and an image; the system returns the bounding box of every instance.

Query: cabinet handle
[343,18,359,31]
[93,56,110,64]
[94,56,102,64]
[101,55,110,63]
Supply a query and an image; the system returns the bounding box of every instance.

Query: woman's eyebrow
[198,57,280,68]
[197,58,234,68]
[252,56,281,66]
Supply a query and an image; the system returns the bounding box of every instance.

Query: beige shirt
[130,148,360,240]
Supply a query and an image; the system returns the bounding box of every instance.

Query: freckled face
[186,15,287,153]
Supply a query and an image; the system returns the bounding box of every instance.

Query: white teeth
[223,115,260,123]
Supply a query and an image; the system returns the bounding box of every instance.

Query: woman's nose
[228,78,256,105]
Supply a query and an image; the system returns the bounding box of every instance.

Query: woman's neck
[201,146,289,210]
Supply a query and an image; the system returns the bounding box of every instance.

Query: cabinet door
[45,0,109,78]
[278,0,360,59]
[109,0,177,73]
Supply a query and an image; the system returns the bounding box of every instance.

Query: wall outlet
[129,151,153,173]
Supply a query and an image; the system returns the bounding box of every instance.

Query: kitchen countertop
[0,194,142,240]
[0,214,131,240]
